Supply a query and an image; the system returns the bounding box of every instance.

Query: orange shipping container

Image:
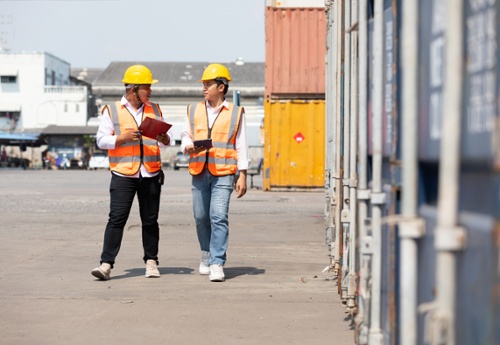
[265,7,326,98]
[263,99,325,190]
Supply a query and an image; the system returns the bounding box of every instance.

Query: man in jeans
[91,64,173,280]
[180,63,248,282]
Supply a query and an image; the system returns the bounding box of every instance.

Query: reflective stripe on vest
[188,102,242,176]
[106,101,162,175]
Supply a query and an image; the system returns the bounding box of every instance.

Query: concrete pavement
[0,168,354,345]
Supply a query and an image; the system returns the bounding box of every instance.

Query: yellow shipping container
[263,99,325,190]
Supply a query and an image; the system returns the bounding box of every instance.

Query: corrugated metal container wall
[266,0,325,8]
[367,10,399,159]
[265,7,326,98]
[263,99,325,190]
[324,1,500,344]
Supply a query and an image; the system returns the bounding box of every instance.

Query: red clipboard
[138,117,172,139]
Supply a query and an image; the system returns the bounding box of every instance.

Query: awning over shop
[0,131,46,147]
[42,125,98,135]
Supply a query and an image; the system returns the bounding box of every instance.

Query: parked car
[88,152,109,170]
[172,151,189,170]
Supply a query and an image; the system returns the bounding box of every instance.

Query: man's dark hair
[215,78,229,95]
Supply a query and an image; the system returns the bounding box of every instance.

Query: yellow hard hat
[199,63,232,82]
[122,65,158,84]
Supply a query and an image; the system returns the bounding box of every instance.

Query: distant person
[91,64,173,281]
[60,154,70,169]
[41,149,48,169]
[81,150,90,169]
[1,147,6,162]
[180,64,248,282]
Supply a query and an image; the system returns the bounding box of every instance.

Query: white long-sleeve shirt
[96,96,174,178]
[180,100,249,171]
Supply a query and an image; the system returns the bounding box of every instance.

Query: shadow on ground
[99,266,266,280]
[108,266,195,279]
[223,266,266,279]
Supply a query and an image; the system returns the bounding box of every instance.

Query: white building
[0,52,89,131]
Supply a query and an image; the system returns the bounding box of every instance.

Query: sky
[0,0,266,68]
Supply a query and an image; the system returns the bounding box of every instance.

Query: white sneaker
[199,251,210,275]
[91,263,111,280]
[145,259,160,278]
[209,264,225,282]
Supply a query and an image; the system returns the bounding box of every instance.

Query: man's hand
[118,129,141,146]
[156,133,170,145]
[185,144,207,155]
[235,171,247,198]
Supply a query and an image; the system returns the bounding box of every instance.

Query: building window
[0,111,20,130]
[1,76,17,83]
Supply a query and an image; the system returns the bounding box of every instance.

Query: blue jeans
[191,169,234,266]
[100,173,162,267]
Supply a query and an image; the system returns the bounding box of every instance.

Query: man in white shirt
[180,63,248,282]
[91,65,173,281]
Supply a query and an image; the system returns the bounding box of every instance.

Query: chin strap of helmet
[125,84,144,107]
[133,85,143,106]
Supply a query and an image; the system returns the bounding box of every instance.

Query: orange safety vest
[104,101,162,175]
[188,102,243,176]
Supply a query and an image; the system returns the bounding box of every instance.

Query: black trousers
[100,173,162,267]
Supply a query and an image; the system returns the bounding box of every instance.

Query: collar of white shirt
[205,99,228,114]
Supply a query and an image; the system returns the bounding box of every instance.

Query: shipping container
[266,0,324,8]
[263,99,325,190]
[367,8,398,159]
[324,1,500,345]
[265,7,326,98]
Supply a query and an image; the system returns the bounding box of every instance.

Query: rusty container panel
[265,7,326,98]
[266,0,325,8]
[263,99,325,190]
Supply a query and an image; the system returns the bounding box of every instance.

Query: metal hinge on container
[357,189,371,201]
[342,177,358,188]
[434,226,467,251]
[398,217,426,239]
[341,209,350,223]
[370,192,386,205]
[360,233,373,255]
[419,302,448,345]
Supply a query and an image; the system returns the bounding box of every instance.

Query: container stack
[263,0,326,190]
[323,1,500,343]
